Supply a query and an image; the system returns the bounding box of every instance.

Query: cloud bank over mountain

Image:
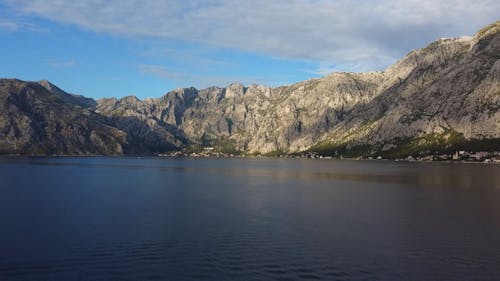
[5,0,500,70]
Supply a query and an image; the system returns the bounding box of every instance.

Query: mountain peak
[475,21,500,40]
[471,20,500,47]
[1,22,499,156]
[38,79,56,91]
[37,79,97,108]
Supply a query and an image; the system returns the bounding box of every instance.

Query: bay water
[0,157,499,280]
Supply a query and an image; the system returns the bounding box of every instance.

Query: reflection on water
[0,157,499,280]
[2,157,498,189]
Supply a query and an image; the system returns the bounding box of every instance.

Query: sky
[0,0,498,99]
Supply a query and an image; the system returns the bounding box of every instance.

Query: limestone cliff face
[326,23,500,150]
[95,72,386,154]
[95,21,500,154]
[1,22,499,155]
[94,94,187,154]
[0,79,126,155]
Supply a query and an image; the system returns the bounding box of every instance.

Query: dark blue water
[0,157,499,280]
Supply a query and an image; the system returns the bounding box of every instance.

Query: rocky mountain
[0,79,126,155]
[1,21,499,156]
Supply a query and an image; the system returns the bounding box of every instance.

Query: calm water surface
[0,157,499,280]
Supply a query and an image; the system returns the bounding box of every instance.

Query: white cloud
[138,64,187,81]
[0,18,46,32]
[138,64,278,88]
[5,0,500,70]
[0,20,19,31]
[308,63,340,77]
[139,46,236,71]
[45,59,79,68]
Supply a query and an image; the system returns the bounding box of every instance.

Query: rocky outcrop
[38,79,97,108]
[0,79,126,155]
[95,94,188,154]
[96,22,499,155]
[1,21,499,156]
[323,22,500,154]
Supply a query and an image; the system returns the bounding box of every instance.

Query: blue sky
[0,0,498,99]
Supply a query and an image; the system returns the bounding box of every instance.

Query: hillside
[1,21,499,156]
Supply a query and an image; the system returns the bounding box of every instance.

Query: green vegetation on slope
[309,130,500,158]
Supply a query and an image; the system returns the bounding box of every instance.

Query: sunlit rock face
[97,22,499,154]
[1,22,499,155]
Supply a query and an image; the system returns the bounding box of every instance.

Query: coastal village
[159,147,500,163]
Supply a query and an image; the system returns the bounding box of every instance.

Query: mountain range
[1,21,499,157]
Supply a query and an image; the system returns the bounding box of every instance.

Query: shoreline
[1,154,499,165]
